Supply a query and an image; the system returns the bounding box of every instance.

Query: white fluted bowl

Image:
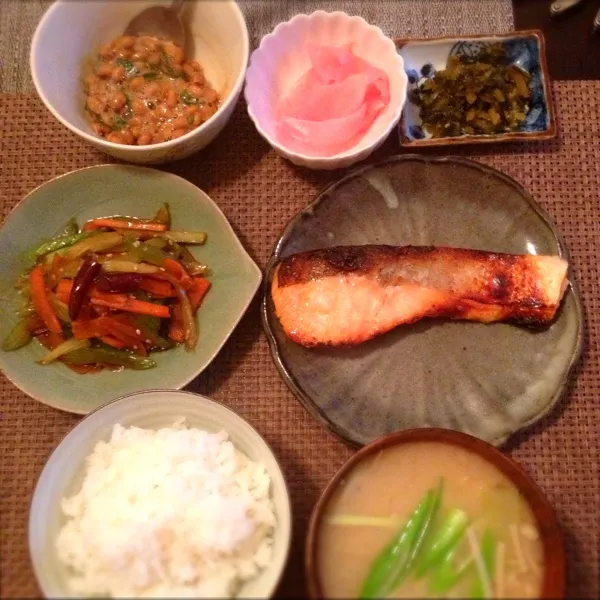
[29,390,292,598]
[244,11,408,170]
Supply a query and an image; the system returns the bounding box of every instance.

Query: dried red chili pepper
[68,258,102,320]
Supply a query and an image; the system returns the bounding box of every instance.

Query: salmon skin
[271,245,569,347]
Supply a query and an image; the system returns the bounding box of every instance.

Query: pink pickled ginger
[275,44,390,156]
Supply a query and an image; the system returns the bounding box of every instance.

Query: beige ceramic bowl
[30,0,248,164]
[29,390,292,598]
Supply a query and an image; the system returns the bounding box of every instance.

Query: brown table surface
[513,0,600,80]
[1,82,599,598]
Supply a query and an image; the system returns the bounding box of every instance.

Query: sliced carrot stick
[56,278,74,304]
[82,218,167,232]
[73,315,136,339]
[48,254,64,289]
[163,258,192,289]
[30,266,62,334]
[151,272,196,350]
[108,329,148,356]
[71,319,106,340]
[168,302,185,343]
[90,291,170,318]
[105,316,149,356]
[168,278,210,342]
[139,278,175,298]
[73,316,148,355]
[99,335,127,350]
[188,277,211,313]
[92,305,110,316]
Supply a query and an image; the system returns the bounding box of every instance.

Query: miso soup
[317,442,544,598]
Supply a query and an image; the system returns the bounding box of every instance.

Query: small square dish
[396,30,556,147]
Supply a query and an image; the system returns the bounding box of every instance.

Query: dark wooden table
[513,0,600,79]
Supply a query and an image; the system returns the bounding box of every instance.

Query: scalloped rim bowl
[244,11,408,170]
[306,428,566,599]
[29,389,293,598]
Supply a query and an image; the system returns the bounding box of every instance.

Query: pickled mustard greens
[318,442,544,598]
[410,43,532,138]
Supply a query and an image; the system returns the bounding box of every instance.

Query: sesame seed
[135,329,141,335]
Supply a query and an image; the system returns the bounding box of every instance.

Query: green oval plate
[0,165,261,414]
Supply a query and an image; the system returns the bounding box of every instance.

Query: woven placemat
[0,0,514,93]
[0,81,598,599]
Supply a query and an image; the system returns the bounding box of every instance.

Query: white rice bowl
[55,420,276,598]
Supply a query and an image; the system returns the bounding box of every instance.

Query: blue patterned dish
[396,30,556,147]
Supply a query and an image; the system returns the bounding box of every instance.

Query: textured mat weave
[0,0,514,93]
[0,82,598,599]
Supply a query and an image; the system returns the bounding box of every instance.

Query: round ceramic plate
[262,156,583,447]
[0,165,261,414]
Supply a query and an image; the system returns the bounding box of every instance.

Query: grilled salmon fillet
[271,245,569,346]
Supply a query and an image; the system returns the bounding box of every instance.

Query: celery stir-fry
[2,204,211,373]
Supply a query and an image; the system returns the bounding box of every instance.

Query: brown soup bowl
[306,428,566,599]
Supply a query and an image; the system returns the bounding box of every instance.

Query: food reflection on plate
[84,35,220,145]
[271,245,568,347]
[312,438,552,599]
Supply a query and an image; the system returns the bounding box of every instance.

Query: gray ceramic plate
[262,156,583,447]
[0,165,261,414]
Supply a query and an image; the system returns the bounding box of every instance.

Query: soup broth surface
[318,442,543,598]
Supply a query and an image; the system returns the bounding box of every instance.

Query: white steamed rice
[55,420,276,598]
